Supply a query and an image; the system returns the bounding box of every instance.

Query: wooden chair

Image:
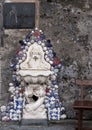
[73,79,92,130]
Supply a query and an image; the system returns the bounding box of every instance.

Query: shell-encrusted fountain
[1,28,66,121]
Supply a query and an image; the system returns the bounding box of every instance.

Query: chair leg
[78,110,83,130]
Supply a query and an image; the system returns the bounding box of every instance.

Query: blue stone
[19,40,26,46]
[55,95,59,99]
[15,81,20,86]
[50,104,55,109]
[10,64,14,68]
[12,75,17,81]
[59,102,62,107]
[10,105,14,109]
[61,110,65,114]
[26,33,32,39]
[21,46,25,50]
[53,52,56,57]
[46,42,52,48]
[55,104,59,108]
[40,34,45,40]
[54,69,59,73]
[58,64,62,69]
[9,97,14,102]
[52,81,57,85]
[1,112,6,116]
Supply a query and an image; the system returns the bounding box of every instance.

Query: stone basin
[18,69,52,77]
[17,69,52,84]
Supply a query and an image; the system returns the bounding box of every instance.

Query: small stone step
[21,119,48,126]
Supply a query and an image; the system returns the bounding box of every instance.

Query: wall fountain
[1,28,66,122]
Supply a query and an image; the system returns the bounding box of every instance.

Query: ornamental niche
[1,28,66,121]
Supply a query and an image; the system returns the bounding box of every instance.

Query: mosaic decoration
[1,28,66,121]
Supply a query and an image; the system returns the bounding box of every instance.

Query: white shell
[61,107,65,111]
[19,60,22,63]
[18,97,23,101]
[52,87,55,90]
[52,117,57,120]
[54,85,58,89]
[23,52,26,55]
[45,55,48,59]
[27,42,31,46]
[43,47,47,51]
[49,60,53,64]
[60,114,66,119]
[23,40,27,44]
[44,99,48,103]
[46,92,50,96]
[15,90,19,94]
[48,49,53,53]
[46,58,50,62]
[31,30,34,34]
[9,83,14,87]
[39,30,43,33]
[16,65,19,69]
[19,93,23,97]
[16,87,19,90]
[46,103,50,107]
[38,41,41,44]
[50,66,54,71]
[45,50,49,54]
[23,49,26,53]
[1,106,6,112]
[51,75,56,80]
[18,105,22,109]
[34,42,37,44]
[13,117,18,120]
[53,108,58,112]
[25,46,29,50]
[41,43,45,47]
[47,85,51,88]
[50,101,54,104]
[10,109,14,113]
[2,116,9,121]
[31,40,34,43]
[51,97,55,101]
[35,27,38,30]
[11,94,14,97]
[17,109,21,114]
[8,86,15,93]
[16,76,21,81]
[22,56,26,61]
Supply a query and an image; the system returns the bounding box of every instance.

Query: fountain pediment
[18,43,52,77]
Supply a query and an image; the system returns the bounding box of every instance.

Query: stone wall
[0,0,92,119]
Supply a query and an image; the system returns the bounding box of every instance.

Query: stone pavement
[0,124,75,130]
[0,119,92,130]
[0,120,75,130]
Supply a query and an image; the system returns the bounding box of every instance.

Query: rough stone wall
[0,0,92,119]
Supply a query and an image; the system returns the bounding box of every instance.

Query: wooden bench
[73,79,92,130]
